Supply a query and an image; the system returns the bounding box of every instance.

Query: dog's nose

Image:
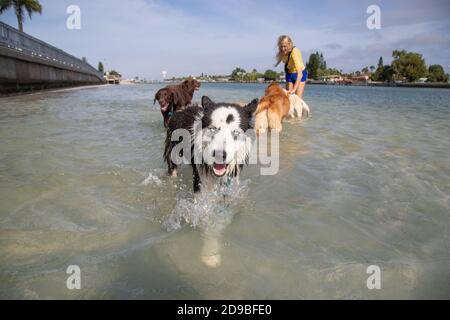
[213,150,227,163]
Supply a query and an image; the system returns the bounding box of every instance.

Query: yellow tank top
[282,47,305,73]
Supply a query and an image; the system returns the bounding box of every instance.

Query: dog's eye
[208,127,219,133]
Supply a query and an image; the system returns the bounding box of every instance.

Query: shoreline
[0,83,109,98]
[2,81,449,98]
[149,81,450,89]
[307,82,450,89]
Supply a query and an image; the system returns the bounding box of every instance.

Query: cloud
[325,43,343,50]
[394,33,450,49]
[0,0,448,78]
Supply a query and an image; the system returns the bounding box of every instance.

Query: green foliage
[0,0,42,32]
[108,70,121,77]
[230,67,246,81]
[377,56,383,68]
[319,52,326,69]
[371,69,380,81]
[98,62,104,73]
[243,69,264,81]
[317,68,342,77]
[263,69,278,81]
[391,50,427,82]
[382,65,395,82]
[307,52,341,79]
[427,64,449,83]
[306,52,321,80]
[371,65,394,82]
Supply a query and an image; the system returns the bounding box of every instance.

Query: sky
[1,0,449,80]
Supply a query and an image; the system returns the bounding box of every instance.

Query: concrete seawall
[0,48,104,94]
[0,21,105,95]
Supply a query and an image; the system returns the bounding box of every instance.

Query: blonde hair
[275,35,294,67]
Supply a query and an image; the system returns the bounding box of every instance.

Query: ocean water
[0,83,449,299]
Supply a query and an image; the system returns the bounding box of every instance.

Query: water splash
[141,172,163,186]
[162,179,250,232]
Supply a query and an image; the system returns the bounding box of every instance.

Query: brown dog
[254,83,290,134]
[154,77,201,127]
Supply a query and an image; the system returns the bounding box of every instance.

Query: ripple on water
[1,84,450,298]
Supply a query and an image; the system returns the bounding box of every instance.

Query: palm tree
[0,0,42,32]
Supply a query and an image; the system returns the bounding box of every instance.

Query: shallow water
[0,83,449,299]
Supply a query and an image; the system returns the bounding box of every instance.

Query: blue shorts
[286,69,308,83]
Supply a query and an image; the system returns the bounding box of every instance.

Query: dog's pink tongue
[213,163,226,176]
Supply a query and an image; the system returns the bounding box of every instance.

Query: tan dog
[254,83,290,134]
[255,83,311,135]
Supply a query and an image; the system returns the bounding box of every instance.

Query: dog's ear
[201,96,215,110]
[171,90,179,106]
[154,91,160,105]
[244,98,258,116]
[182,78,193,89]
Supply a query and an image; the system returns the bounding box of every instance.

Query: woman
[275,35,308,98]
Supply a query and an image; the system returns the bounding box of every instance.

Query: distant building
[350,75,369,84]
[104,72,121,84]
[319,75,344,83]
[392,74,406,83]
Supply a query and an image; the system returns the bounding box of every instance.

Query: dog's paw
[256,128,267,136]
[169,169,177,177]
[201,254,221,268]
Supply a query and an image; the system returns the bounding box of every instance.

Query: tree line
[370,50,448,83]
[225,50,448,84]
[304,50,448,83]
[228,68,279,81]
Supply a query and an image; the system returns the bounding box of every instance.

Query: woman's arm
[289,48,305,93]
[293,48,305,72]
[291,75,302,93]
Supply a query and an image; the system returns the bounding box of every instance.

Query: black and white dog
[164,96,258,193]
[163,96,258,267]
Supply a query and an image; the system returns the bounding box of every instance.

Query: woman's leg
[296,81,306,99]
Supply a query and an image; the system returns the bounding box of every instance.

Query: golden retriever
[254,83,310,135]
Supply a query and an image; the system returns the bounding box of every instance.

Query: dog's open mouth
[212,163,227,177]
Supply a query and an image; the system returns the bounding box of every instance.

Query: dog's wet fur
[254,82,310,135]
[164,96,258,192]
[154,78,201,128]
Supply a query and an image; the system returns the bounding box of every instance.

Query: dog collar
[219,175,232,188]
[224,176,232,188]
